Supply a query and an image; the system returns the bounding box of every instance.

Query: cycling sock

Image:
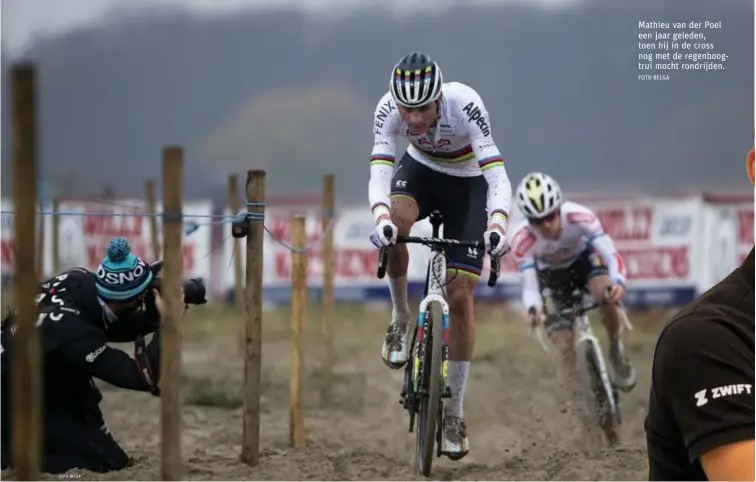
[447,360,470,418]
[388,275,411,321]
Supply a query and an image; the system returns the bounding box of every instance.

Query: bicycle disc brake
[400,360,417,432]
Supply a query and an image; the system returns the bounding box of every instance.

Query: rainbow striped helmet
[390,52,443,108]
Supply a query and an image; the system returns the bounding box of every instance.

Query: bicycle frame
[530,288,621,444]
[375,210,501,473]
[411,221,451,397]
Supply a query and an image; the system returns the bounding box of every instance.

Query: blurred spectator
[644,148,755,480]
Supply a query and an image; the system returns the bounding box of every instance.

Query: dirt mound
[14,307,653,480]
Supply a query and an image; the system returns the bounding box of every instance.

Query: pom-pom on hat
[95,237,153,301]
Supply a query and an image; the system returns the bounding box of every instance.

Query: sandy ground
[11,303,665,480]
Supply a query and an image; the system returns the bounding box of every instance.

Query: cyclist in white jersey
[367,52,512,461]
[510,172,637,392]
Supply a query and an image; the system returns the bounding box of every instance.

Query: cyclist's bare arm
[701,439,754,481]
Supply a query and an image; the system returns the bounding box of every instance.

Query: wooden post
[145,179,161,261]
[51,197,60,274]
[160,146,184,481]
[290,215,307,447]
[10,62,42,481]
[321,174,335,393]
[241,170,265,466]
[228,173,244,311]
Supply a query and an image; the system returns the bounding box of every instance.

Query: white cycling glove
[370,218,398,249]
[483,228,510,257]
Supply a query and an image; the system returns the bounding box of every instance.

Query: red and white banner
[1,192,751,307]
[582,197,703,286]
[1,199,16,276]
[220,206,435,288]
[56,199,212,279]
[220,194,752,296]
[1,199,54,276]
[0,199,213,280]
[700,197,753,288]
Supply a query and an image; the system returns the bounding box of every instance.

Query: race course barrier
[220,192,753,309]
[3,61,278,480]
[2,192,751,311]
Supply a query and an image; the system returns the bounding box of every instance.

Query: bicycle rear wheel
[415,302,443,476]
[584,343,619,445]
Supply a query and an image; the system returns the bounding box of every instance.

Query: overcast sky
[1,0,580,54]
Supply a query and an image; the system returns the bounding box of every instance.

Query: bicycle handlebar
[556,301,600,319]
[554,287,616,319]
[376,225,501,287]
[527,288,617,353]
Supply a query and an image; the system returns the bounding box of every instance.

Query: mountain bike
[531,289,622,445]
[376,210,501,477]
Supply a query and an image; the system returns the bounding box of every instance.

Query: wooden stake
[159,146,184,481]
[10,61,42,481]
[241,170,266,466]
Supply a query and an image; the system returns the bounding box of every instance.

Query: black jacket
[1,268,162,414]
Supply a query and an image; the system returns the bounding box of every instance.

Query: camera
[231,212,249,239]
[148,260,208,305]
[149,277,208,305]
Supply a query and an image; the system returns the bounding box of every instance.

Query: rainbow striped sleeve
[370,154,395,167]
[489,209,509,220]
[371,202,390,216]
[478,155,504,171]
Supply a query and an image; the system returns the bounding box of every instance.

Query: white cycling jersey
[367,81,511,226]
[510,201,627,310]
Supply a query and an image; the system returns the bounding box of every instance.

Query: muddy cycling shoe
[381,320,410,369]
[609,338,637,392]
[440,413,470,460]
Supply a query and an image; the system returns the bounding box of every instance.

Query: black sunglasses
[528,209,560,226]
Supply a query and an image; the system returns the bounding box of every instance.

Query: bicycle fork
[401,294,452,431]
[413,295,452,396]
[575,317,617,417]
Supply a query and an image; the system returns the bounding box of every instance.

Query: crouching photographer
[0,237,207,474]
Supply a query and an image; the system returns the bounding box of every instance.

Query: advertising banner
[53,199,212,279]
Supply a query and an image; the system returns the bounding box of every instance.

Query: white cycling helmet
[516,172,563,219]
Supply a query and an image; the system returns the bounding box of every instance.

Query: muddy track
[12,309,654,480]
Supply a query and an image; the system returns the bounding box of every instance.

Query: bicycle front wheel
[583,343,619,445]
[415,302,443,476]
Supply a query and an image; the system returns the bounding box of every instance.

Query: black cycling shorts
[390,153,488,277]
[537,247,609,314]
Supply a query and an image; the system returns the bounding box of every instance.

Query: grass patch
[183,377,243,409]
[180,302,382,343]
[180,302,669,350]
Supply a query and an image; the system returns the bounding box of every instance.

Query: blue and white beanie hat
[95,237,154,301]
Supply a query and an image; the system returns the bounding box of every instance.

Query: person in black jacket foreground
[0,237,207,474]
[645,148,755,481]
